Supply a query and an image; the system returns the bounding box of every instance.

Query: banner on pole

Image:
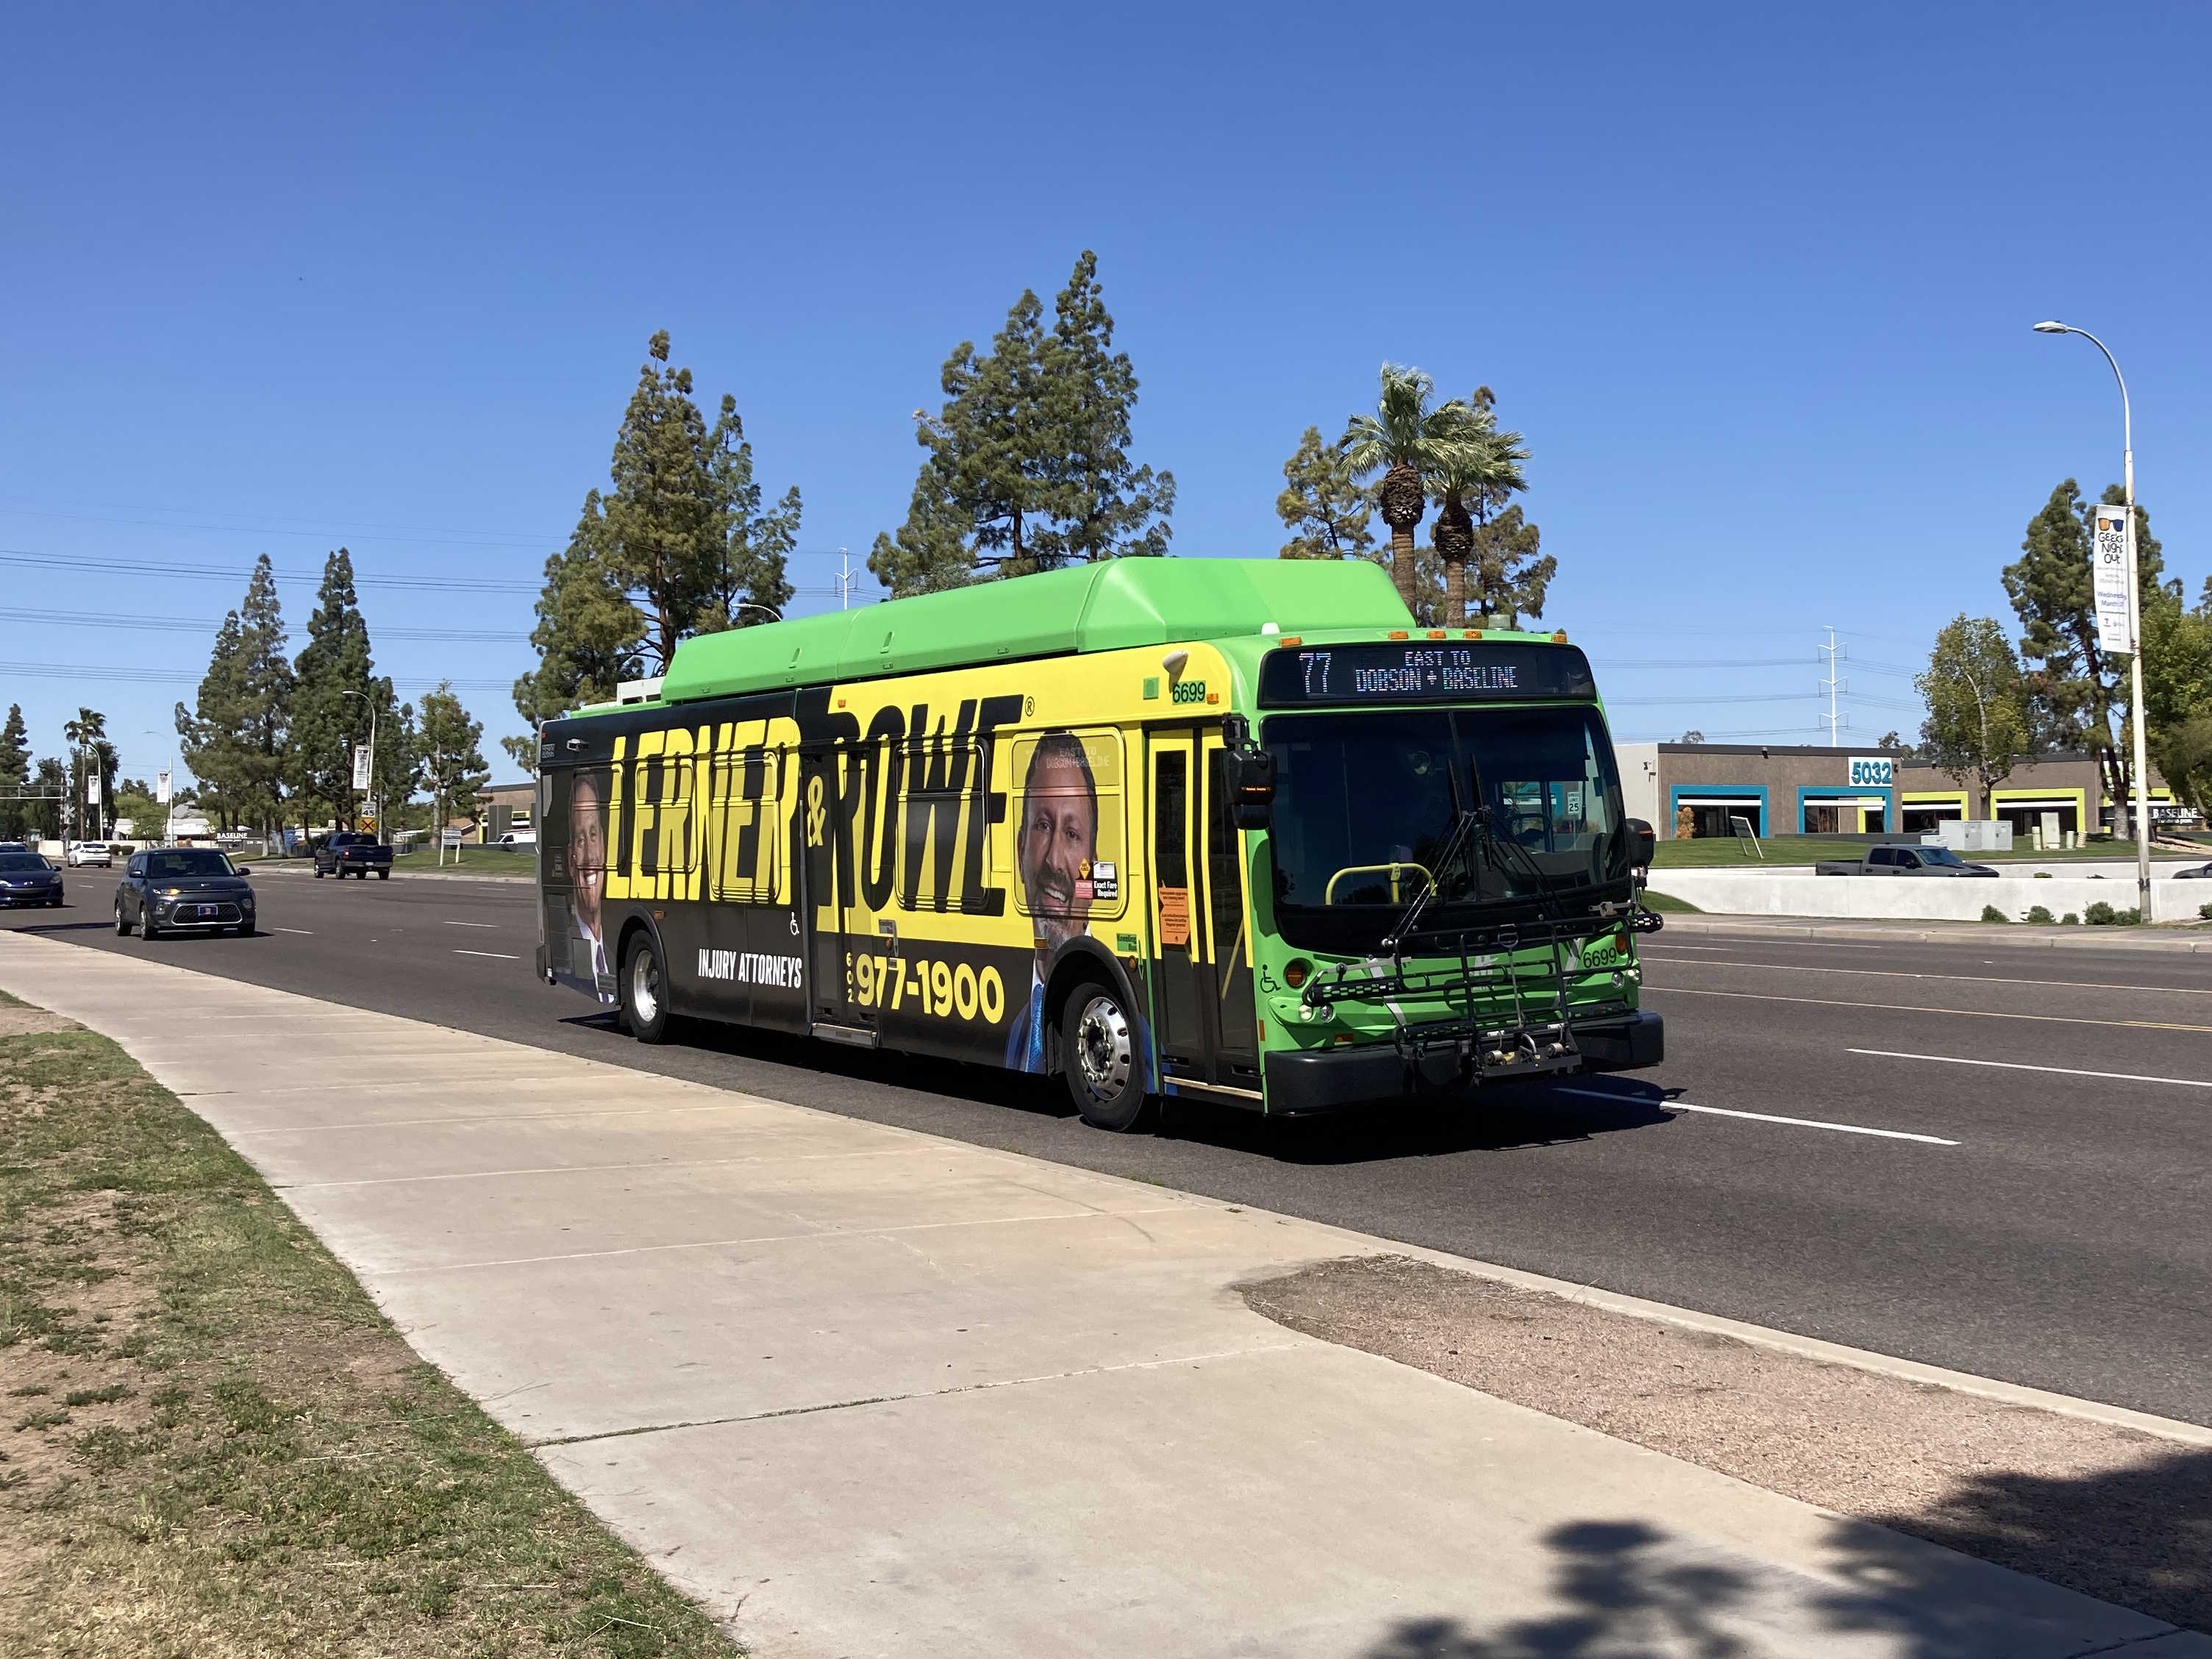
[2092,502,2134,657]
[87,774,101,805]
[157,770,172,804]
[352,744,373,792]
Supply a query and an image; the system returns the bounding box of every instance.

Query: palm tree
[63,707,109,840]
[1427,396,1529,624]
[1341,365,1480,611]
[62,707,105,749]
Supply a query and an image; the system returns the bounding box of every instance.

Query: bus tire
[621,931,670,1045]
[1061,981,1149,1132]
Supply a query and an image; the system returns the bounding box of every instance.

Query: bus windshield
[1263,705,1632,946]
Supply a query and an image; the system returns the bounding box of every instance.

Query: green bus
[533,557,1661,1129]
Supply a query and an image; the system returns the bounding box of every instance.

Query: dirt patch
[1243,1254,2211,1633]
[0,1006,74,1038]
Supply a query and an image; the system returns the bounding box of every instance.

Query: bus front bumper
[1261,1011,1663,1115]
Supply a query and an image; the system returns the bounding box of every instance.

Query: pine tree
[178,610,249,825]
[1037,251,1174,564]
[289,549,379,828]
[235,553,295,835]
[1275,427,1375,560]
[871,251,1172,595]
[603,331,719,671]
[0,703,32,841]
[868,477,976,598]
[2003,480,2164,810]
[699,395,802,632]
[510,491,647,775]
[515,335,798,765]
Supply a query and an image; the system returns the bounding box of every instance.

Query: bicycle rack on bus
[1299,902,1660,1088]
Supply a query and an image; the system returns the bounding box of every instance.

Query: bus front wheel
[1061,982,1149,1132]
[621,933,670,1044]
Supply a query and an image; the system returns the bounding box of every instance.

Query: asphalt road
[10,864,2211,1426]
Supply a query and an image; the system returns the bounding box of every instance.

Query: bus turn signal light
[1283,959,1311,990]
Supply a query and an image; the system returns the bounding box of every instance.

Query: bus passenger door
[1200,731,1261,1091]
[1147,732,1205,1081]
[1148,729,1224,1091]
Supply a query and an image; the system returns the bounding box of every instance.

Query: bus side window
[1156,752,1188,890]
[1206,749,1245,953]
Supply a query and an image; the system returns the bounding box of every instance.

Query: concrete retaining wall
[1652,868,2211,924]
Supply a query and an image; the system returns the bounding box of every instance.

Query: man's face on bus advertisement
[1018,750,1095,954]
[569,774,606,942]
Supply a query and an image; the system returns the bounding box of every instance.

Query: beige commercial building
[1615,742,2183,841]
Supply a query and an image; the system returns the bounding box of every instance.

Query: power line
[1588,656,1812,669]
[0,549,538,593]
[1609,692,1820,707]
[0,660,515,693]
[1,607,524,643]
[0,548,858,601]
[0,498,876,568]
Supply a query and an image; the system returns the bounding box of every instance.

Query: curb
[1653,912,2212,954]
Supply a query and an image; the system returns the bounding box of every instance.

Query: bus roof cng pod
[533,557,1663,1130]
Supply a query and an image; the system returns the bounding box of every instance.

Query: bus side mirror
[1627,818,1656,872]
[1221,714,1275,830]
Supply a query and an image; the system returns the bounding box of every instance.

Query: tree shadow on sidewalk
[1356,1489,2205,1657]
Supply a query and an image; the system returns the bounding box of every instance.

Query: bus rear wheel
[621,932,670,1044]
[1061,982,1149,1132]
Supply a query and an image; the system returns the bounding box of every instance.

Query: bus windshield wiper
[1471,807,1568,921]
[1383,809,1480,952]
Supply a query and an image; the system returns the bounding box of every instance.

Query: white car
[496,832,538,852]
[68,842,114,868]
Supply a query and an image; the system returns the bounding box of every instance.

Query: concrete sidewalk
[3,930,2202,1659]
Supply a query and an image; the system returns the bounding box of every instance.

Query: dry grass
[0,1004,741,1658]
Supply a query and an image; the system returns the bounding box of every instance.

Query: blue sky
[4,3,2207,788]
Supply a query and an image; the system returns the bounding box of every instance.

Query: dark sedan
[0,851,64,907]
[114,847,257,939]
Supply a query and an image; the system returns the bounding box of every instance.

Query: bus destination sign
[1257,641,1596,707]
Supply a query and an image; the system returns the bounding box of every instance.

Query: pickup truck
[1815,844,1997,877]
[314,832,393,880]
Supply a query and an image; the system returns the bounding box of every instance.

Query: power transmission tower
[1819,627,1848,745]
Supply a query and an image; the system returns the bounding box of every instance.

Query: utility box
[1938,818,2014,853]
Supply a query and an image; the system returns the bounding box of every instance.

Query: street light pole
[2033,321,2151,914]
[141,729,176,846]
[339,691,380,842]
